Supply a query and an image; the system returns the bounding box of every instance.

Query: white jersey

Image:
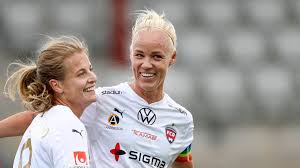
[13,105,90,168]
[81,82,194,168]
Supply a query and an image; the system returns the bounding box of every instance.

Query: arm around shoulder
[0,111,36,137]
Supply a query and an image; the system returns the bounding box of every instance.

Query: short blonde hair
[4,36,88,112]
[131,9,177,51]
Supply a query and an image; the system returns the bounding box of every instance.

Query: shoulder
[165,94,193,122]
[47,105,80,122]
[38,106,84,135]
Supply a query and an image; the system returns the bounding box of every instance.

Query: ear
[169,51,177,66]
[49,79,63,94]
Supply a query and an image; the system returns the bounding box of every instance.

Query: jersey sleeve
[48,122,90,167]
[175,144,193,162]
[80,87,102,128]
[175,113,194,163]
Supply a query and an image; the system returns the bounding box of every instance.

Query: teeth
[141,73,154,77]
[84,86,95,92]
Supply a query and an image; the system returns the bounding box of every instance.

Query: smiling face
[130,29,176,94]
[59,51,97,109]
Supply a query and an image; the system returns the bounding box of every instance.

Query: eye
[153,55,163,60]
[78,71,85,77]
[77,70,86,77]
[134,53,144,58]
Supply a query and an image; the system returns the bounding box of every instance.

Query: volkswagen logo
[137,108,156,125]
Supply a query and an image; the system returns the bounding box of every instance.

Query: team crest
[165,127,177,144]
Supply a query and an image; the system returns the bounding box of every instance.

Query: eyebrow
[134,50,144,53]
[134,49,164,55]
[152,51,163,55]
[76,68,85,74]
[76,64,91,74]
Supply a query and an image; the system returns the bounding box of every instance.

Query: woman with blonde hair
[0,9,194,168]
[82,9,194,168]
[6,36,96,167]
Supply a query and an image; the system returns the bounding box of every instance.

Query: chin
[84,95,97,104]
[90,95,97,102]
[139,83,157,92]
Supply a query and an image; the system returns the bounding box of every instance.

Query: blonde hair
[4,36,88,112]
[131,9,177,51]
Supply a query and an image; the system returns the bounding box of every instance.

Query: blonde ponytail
[4,36,87,113]
[4,63,53,112]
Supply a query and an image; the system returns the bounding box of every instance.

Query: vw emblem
[137,108,156,125]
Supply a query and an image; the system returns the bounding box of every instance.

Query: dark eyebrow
[152,51,163,55]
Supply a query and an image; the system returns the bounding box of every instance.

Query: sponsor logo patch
[73,151,88,166]
[72,129,83,138]
[137,108,156,125]
[110,143,166,167]
[114,108,124,118]
[132,129,157,141]
[108,114,120,126]
[106,108,124,131]
[110,143,126,161]
[102,90,122,95]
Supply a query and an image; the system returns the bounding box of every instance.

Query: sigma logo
[110,143,166,168]
[73,151,89,167]
[110,143,126,161]
[129,151,166,168]
[137,108,156,125]
[102,90,122,95]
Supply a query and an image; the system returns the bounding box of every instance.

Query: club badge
[165,127,177,144]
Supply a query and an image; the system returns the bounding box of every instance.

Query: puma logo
[114,108,124,118]
[72,129,83,137]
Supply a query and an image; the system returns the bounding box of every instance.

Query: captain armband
[175,144,193,162]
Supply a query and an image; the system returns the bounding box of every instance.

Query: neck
[129,82,164,104]
[54,98,84,118]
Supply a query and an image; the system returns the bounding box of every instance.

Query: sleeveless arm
[0,111,36,137]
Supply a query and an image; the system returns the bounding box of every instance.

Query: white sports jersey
[13,105,90,168]
[81,82,194,168]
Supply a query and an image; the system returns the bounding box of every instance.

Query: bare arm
[0,111,35,137]
[171,161,194,168]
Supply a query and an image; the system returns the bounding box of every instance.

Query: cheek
[67,80,84,92]
[158,63,169,73]
[131,62,139,72]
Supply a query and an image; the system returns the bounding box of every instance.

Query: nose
[141,58,153,69]
[88,71,97,84]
